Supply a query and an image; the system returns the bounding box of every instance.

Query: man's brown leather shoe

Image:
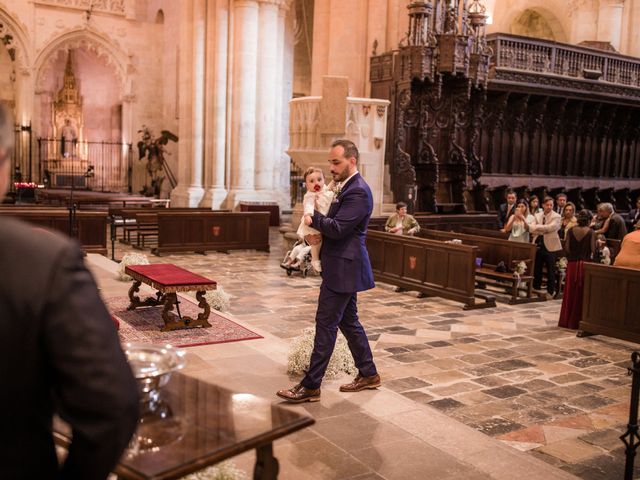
[276,384,321,403]
[339,374,381,392]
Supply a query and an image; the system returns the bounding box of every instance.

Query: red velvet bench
[125,264,217,332]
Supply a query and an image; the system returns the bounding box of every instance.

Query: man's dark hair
[543,196,554,204]
[505,189,516,196]
[0,104,14,167]
[556,193,568,200]
[331,139,359,163]
[396,201,407,210]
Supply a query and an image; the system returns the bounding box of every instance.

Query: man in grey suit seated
[0,105,139,479]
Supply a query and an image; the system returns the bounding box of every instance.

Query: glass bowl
[124,343,186,409]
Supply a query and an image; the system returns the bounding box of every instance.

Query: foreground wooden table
[125,264,217,331]
[55,372,315,479]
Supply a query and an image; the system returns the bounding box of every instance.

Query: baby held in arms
[297,167,335,273]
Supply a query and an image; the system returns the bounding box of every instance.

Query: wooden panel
[581,263,640,343]
[0,208,108,255]
[155,212,270,254]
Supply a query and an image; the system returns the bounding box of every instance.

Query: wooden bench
[421,230,539,304]
[239,201,280,226]
[0,207,108,255]
[154,211,270,255]
[125,263,217,331]
[580,262,640,342]
[366,230,496,310]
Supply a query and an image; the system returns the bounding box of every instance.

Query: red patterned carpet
[106,296,263,348]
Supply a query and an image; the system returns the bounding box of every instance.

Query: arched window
[510,9,566,42]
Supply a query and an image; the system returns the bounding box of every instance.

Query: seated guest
[559,210,595,330]
[593,234,611,265]
[554,193,567,215]
[558,202,577,241]
[505,199,534,243]
[594,202,627,240]
[498,189,517,230]
[628,198,640,231]
[614,228,640,269]
[529,195,542,215]
[385,201,420,236]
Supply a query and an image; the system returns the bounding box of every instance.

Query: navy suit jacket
[312,173,375,294]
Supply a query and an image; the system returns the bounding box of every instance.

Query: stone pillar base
[170,185,205,207]
[200,187,228,209]
[225,188,285,211]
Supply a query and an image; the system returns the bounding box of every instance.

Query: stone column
[310,0,330,95]
[625,0,640,56]
[227,0,260,208]
[201,0,229,208]
[171,0,206,207]
[272,3,292,208]
[254,0,281,194]
[597,0,625,51]
[568,0,598,45]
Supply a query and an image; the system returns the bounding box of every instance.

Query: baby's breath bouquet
[117,252,150,281]
[287,327,357,378]
[556,256,568,270]
[204,286,231,312]
[180,461,246,480]
[513,261,527,288]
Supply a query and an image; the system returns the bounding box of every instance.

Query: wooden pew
[368,214,498,232]
[0,207,108,255]
[460,226,509,239]
[421,230,539,304]
[239,201,280,227]
[366,230,496,310]
[580,262,640,343]
[154,211,270,255]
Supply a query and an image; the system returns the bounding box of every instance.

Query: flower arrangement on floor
[116,252,150,281]
[180,461,246,480]
[204,286,231,312]
[556,256,568,270]
[287,327,357,378]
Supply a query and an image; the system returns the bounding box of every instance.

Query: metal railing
[38,138,132,193]
[622,351,640,480]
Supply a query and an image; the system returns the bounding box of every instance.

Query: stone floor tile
[400,390,435,403]
[550,373,590,384]
[484,385,528,399]
[488,359,536,371]
[497,425,546,444]
[473,375,512,387]
[542,426,588,443]
[384,376,431,392]
[568,395,617,411]
[536,438,603,463]
[579,429,626,451]
[430,381,482,397]
[471,417,525,436]
[428,397,466,411]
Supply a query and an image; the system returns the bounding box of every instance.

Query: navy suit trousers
[301,284,378,390]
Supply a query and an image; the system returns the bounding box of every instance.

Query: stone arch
[506,7,568,43]
[34,28,130,98]
[155,9,165,24]
[0,4,32,71]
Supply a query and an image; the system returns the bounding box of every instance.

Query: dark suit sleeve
[42,243,139,479]
[312,188,369,240]
[497,204,506,229]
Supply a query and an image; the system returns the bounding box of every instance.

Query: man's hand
[304,234,321,245]
[303,214,312,226]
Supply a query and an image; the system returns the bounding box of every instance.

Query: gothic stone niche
[53,50,83,154]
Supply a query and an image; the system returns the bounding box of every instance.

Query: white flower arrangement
[287,327,357,378]
[513,261,527,276]
[180,461,246,480]
[556,256,568,270]
[330,181,342,197]
[204,286,231,312]
[117,252,150,281]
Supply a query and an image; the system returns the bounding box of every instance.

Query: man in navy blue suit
[277,139,380,403]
